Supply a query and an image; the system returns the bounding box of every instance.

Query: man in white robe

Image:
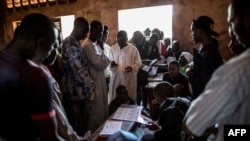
[109,30,142,103]
[81,20,110,132]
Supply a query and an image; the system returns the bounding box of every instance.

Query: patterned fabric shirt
[184,49,250,141]
[61,36,95,100]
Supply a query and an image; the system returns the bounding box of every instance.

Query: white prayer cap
[181,52,193,63]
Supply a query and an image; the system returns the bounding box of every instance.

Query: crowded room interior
[0,0,250,141]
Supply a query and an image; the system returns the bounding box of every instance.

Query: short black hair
[19,13,55,41]
[154,82,174,98]
[117,30,127,38]
[169,60,179,67]
[116,85,126,96]
[150,33,159,41]
[90,20,102,33]
[74,17,89,29]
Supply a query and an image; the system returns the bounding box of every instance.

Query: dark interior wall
[0,0,233,60]
[0,0,6,47]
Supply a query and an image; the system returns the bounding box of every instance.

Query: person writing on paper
[108,30,142,103]
[142,82,189,141]
[163,60,191,97]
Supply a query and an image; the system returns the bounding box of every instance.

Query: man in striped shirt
[182,0,250,141]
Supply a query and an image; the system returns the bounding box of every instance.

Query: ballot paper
[112,107,141,122]
[99,120,122,137]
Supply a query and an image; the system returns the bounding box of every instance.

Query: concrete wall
[0,0,233,60]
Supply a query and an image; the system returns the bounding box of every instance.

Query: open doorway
[59,15,75,39]
[118,5,172,40]
[12,15,75,39]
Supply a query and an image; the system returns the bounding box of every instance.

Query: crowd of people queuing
[0,0,249,140]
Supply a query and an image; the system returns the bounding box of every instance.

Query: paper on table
[112,107,141,122]
[99,120,122,137]
[148,66,158,76]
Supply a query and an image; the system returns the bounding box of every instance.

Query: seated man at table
[108,85,135,116]
[163,60,191,97]
[142,82,189,141]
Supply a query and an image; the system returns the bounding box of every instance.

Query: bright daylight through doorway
[118,5,172,40]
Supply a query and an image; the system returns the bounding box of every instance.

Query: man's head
[42,28,62,65]
[173,84,186,97]
[172,40,180,52]
[71,17,89,41]
[101,25,109,43]
[227,0,250,48]
[151,28,161,37]
[144,28,151,37]
[228,26,246,55]
[190,16,219,44]
[164,38,171,47]
[89,20,103,42]
[116,85,129,103]
[132,30,144,45]
[149,33,159,46]
[10,13,57,60]
[168,60,180,78]
[153,82,174,104]
[117,30,128,49]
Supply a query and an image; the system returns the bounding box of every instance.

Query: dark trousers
[137,81,148,108]
[64,99,88,136]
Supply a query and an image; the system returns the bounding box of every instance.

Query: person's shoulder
[127,43,136,48]
[128,97,136,104]
[62,36,80,49]
[163,72,170,78]
[160,98,176,109]
[62,35,75,44]
[109,98,120,106]
[104,43,111,48]
[28,61,50,78]
[162,98,189,114]
[232,49,250,63]
[160,98,186,118]
[176,97,190,106]
[81,39,93,48]
[179,72,188,78]
[110,43,119,49]
[217,49,250,73]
